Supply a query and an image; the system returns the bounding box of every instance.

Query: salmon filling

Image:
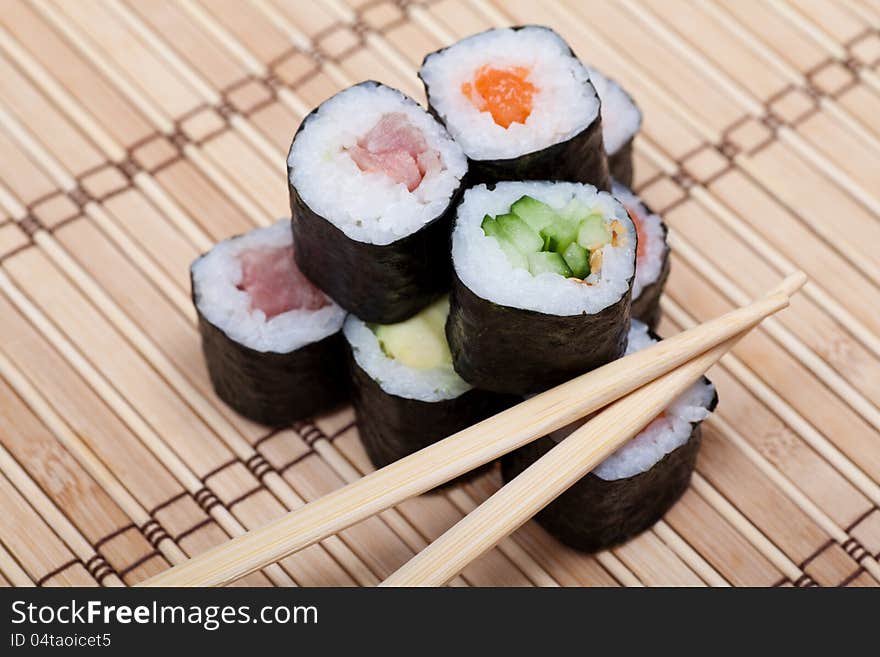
[625,205,648,260]
[346,112,442,192]
[461,65,536,128]
[238,245,328,318]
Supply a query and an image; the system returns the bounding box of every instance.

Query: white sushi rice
[343,316,471,402]
[192,219,346,353]
[588,67,641,156]
[453,181,637,316]
[288,82,467,246]
[548,321,716,481]
[420,26,599,161]
[612,180,667,301]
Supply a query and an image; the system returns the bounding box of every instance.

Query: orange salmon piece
[462,65,536,128]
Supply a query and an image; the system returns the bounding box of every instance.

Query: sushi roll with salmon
[501,320,717,552]
[191,220,347,426]
[420,26,609,190]
[344,296,514,471]
[447,181,636,395]
[288,81,468,324]
[613,180,670,328]
[588,67,642,187]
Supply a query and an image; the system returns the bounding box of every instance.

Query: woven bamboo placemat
[0,0,878,588]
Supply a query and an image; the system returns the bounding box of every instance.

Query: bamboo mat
[0,0,878,588]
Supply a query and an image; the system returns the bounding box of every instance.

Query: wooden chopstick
[382,334,741,586]
[140,272,805,587]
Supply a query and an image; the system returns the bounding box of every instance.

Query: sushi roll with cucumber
[501,321,717,552]
[191,220,347,426]
[420,26,609,190]
[288,81,468,324]
[344,296,514,470]
[448,181,637,395]
[613,180,670,328]
[589,67,642,187]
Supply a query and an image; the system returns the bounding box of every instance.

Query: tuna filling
[238,245,328,319]
[347,112,442,192]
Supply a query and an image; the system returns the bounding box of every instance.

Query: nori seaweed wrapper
[630,247,670,330]
[420,26,610,192]
[348,348,516,475]
[500,384,718,553]
[623,191,670,330]
[287,81,465,325]
[446,272,632,395]
[193,272,347,427]
[608,140,635,189]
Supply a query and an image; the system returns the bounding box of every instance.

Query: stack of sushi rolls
[501,321,718,552]
[288,81,468,324]
[613,180,670,328]
[191,23,690,549]
[588,67,642,188]
[447,181,637,395]
[420,26,610,191]
[343,296,514,470]
[191,220,348,426]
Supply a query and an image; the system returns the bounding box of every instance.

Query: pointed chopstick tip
[769,271,807,298]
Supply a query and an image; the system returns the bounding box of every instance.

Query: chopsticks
[382,335,737,586]
[140,271,805,587]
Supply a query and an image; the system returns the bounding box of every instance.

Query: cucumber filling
[369,296,452,369]
[481,195,625,280]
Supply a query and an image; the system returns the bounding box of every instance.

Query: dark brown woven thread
[36,559,82,586]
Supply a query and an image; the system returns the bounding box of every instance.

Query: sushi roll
[288,81,468,324]
[448,181,637,395]
[501,321,718,553]
[420,26,609,190]
[344,296,514,471]
[588,67,642,187]
[613,180,670,328]
[191,220,348,426]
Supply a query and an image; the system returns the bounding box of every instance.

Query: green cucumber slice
[539,220,579,254]
[510,195,558,233]
[527,251,573,277]
[497,213,543,254]
[577,214,612,250]
[562,242,590,279]
[482,215,528,270]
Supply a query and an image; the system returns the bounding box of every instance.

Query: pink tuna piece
[347,112,441,191]
[361,113,429,156]
[348,145,423,193]
[238,245,328,319]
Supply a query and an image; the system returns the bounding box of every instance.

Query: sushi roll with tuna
[191,220,347,426]
[613,180,670,328]
[420,26,609,190]
[288,81,468,324]
[589,67,642,187]
[501,321,717,552]
[448,181,636,395]
[344,296,514,470]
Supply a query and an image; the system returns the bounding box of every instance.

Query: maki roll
[288,81,468,324]
[613,180,670,328]
[344,296,514,471]
[588,67,642,187]
[191,220,347,426]
[501,321,718,553]
[448,181,637,395]
[419,26,609,190]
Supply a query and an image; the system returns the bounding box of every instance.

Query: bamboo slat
[0,0,877,587]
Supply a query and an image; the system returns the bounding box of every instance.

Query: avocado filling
[369,296,451,369]
[481,195,626,280]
